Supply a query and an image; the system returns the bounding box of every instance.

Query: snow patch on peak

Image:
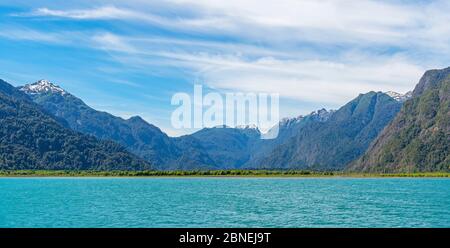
[280,108,334,127]
[236,124,259,130]
[20,79,67,96]
[384,91,412,102]
[280,115,304,127]
[308,108,334,121]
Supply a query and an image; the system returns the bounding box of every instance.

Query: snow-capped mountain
[384,91,412,102]
[19,79,67,96]
[17,79,184,169]
[0,78,151,170]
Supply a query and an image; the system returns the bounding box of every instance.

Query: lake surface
[0,177,449,227]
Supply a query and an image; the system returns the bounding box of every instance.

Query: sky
[0,0,449,136]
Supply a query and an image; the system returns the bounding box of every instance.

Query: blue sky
[1,0,449,136]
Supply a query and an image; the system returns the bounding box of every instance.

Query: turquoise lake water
[0,177,449,227]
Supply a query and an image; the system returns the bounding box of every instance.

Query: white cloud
[95,35,425,105]
[92,33,137,53]
[145,52,424,104]
[23,1,450,48]
[5,0,450,121]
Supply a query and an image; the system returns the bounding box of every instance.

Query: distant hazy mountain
[180,126,261,169]
[0,79,150,170]
[175,109,336,169]
[19,80,211,169]
[170,135,217,170]
[352,67,450,172]
[243,109,334,168]
[256,91,403,170]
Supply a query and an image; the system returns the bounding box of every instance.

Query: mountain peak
[19,79,67,96]
[279,108,334,127]
[384,91,412,102]
[308,108,334,121]
[127,116,147,124]
[236,124,259,130]
[413,67,450,97]
[280,115,304,127]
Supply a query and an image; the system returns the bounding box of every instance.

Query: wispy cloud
[29,6,142,20]
[19,5,183,30]
[92,33,137,53]
[105,45,424,105]
[3,0,450,127]
[64,30,423,102]
[0,26,66,43]
[18,1,450,49]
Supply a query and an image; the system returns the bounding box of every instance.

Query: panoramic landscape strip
[0,66,449,172]
[0,1,449,233]
[1,170,449,178]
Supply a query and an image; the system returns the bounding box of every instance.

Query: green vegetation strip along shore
[0,170,449,177]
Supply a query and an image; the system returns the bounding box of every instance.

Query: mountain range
[20,80,180,169]
[0,79,150,170]
[249,91,403,170]
[0,67,448,172]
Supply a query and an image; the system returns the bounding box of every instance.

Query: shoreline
[0,170,449,178]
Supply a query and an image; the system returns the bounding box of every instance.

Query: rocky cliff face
[351,67,450,172]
